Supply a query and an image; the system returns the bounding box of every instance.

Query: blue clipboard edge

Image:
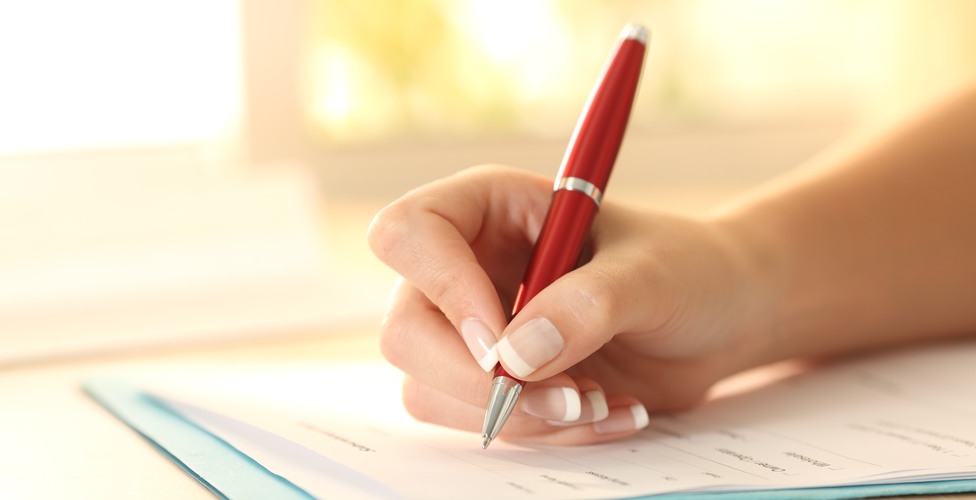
[83,376,313,500]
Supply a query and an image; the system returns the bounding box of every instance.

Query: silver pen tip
[621,23,649,45]
[482,436,493,449]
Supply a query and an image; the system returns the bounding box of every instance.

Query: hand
[368,165,773,445]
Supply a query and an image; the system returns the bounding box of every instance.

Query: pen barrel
[510,28,645,324]
[555,35,645,189]
[511,189,598,317]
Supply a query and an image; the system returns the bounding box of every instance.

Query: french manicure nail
[547,390,608,426]
[497,317,564,378]
[460,318,498,372]
[593,404,650,434]
[522,387,581,421]
[584,390,610,422]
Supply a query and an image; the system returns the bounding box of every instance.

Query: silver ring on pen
[556,176,603,206]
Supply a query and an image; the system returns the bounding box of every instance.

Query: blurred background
[3,0,975,193]
[2,0,975,361]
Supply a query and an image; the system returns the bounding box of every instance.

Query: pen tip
[482,436,493,449]
[621,23,649,45]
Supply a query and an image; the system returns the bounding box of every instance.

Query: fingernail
[593,404,649,434]
[547,390,608,426]
[460,318,498,372]
[584,390,610,422]
[497,317,563,378]
[522,387,581,421]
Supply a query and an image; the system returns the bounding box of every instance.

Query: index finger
[367,165,553,364]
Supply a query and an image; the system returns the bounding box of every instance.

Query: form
[138,339,976,499]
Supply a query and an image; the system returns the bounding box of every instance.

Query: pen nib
[482,436,493,449]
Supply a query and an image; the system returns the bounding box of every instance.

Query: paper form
[141,339,976,499]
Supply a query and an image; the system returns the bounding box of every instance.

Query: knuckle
[400,378,436,423]
[422,265,465,310]
[378,309,410,369]
[571,267,622,332]
[455,163,509,179]
[367,202,407,262]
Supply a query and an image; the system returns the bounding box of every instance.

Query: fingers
[494,268,624,381]
[495,207,670,382]
[381,278,587,421]
[522,394,650,446]
[543,377,608,425]
[381,281,632,433]
[402,376,649,446]
[494,204,749,383]
[384,278,651,445]
[379,278,490,399]
[368,166,553,368]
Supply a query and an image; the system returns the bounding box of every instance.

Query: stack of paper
[85,339,976,499]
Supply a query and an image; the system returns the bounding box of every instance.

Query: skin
[367,82,976,446]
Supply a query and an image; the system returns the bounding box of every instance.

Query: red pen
[481,23,648,448]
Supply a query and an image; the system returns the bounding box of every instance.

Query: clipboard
[84,376,976,500]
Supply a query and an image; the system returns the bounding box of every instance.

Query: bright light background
[0,1,241,155]
[1,1,973,158]
[304,0,976,144]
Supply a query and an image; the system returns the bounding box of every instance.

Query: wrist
[706,208,790,372]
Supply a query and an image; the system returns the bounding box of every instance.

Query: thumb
[496,261,654,381]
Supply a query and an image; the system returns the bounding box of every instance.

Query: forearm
[714,84,976,365]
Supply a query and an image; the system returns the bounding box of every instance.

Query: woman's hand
[368,165,773,445]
